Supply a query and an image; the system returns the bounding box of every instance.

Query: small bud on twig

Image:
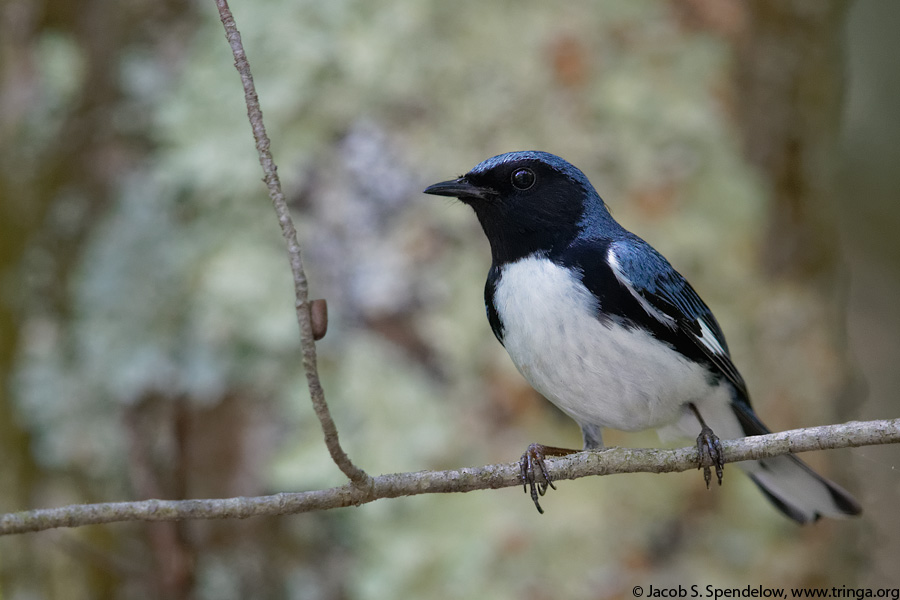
[310,299,328,340]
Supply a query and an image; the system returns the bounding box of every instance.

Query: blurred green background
[1,0,898,598]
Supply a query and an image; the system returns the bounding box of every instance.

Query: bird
[424,150,861,523]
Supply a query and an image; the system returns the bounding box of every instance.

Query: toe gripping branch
[689,404,725,488]
[519,443,580,514]
[521,404,726,514]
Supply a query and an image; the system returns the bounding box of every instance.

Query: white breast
[492,256,726,432]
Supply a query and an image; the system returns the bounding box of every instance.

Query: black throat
[468,197,585,267]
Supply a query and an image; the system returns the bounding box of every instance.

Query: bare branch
[213,0,368,485]
[2,418,897,536]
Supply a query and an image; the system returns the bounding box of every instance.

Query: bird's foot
[695,424,724,488]
[519,443,579,514]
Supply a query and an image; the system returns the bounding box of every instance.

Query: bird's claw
[696,424,724,488]
[520,443,557,514]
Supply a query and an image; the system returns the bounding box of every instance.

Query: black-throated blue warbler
[424,150,861,523]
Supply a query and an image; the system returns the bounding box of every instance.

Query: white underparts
[492,255,734,433]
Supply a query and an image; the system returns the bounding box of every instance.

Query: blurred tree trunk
[734,0,848,283]
[675,0,866,580]
[0,2,60,596]
[838,0,900,588]
[0,0,198,597]
[732,0,862,581]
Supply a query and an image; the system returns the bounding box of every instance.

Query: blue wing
[557,236,750,403]
[605,237,749,400]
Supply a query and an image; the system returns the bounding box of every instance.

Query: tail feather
[663,395,862,524]
[731,399,861,523]
[743,454,862,524]
[731,401,862,523]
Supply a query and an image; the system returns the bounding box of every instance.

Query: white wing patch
[606,246,675,328]
[608,246,728,359]
[697,318,727,357]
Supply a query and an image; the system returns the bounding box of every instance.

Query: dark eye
[510,168,535,190]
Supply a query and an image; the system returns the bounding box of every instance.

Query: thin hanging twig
[214,0,369,486]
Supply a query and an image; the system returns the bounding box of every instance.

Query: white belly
[493,256,727,432]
